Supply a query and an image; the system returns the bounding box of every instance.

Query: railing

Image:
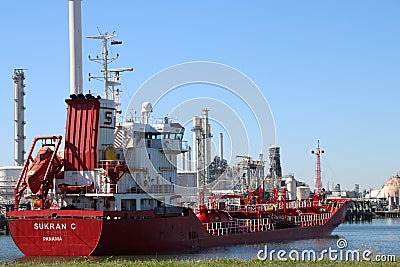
[221,199,316,212]
[203,218,276,236]
[201,199,348,236]
[202,211,334,237]
[287,212,332,227]
[146,184,174,194]
[215,199,346,213]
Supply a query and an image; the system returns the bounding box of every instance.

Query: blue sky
[1,1,399,190]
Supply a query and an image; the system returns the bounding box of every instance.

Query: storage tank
[0,166,23,202]
[286,176,297,200]
[297,186,310,200]
[263,178,274,192]
[383,174,400,207]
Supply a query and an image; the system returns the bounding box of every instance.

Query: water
[1,218,399,263]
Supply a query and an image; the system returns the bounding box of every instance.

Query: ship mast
[87,31,133,102]
[312,140,324,199]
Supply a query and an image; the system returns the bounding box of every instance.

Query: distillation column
[13,69,26,166]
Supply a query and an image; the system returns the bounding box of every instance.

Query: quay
[375,210,400,218]
[344,199,373,222]
[0,225,8,235]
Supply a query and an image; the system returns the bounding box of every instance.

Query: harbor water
[1,218,399,263]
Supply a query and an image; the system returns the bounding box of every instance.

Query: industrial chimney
[13,69,26,166]
[219,133,223,160]
[69,0,83,95]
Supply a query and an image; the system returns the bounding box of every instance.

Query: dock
[0,204,11,235]
[375,210,400,218]
[0,225,8,235]
[345,199,373,222]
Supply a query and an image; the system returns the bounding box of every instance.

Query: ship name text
[33,222,76,230]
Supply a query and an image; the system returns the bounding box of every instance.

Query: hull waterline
[8,201,350,256]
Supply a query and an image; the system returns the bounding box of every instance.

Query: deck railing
[202,211,335,236]
[203,218,276,236]
[201,199,348,236]
[212,199,345,213]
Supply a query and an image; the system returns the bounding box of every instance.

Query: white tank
[0,166,23,201]
[297,186,310,200]
[0,166,22,181]
[263,179,274,192]
[192,116,202,128]
[286,176,297,200]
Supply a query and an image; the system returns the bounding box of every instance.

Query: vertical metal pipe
[202,109,210,184]
[69,0,83,95]
[13,69,25,166]
[219,133,223,160]
[188,146,192,172]
[182,152,185,171]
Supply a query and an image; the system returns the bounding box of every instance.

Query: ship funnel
[69,0,83,95]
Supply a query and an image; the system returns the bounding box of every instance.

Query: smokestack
[219,133,223,160]
[13,69,26,166]
[69,0,83,95]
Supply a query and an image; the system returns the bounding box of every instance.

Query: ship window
[176,133,182,140]
[156,134,162,140]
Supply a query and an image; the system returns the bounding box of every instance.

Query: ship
[7,0,351,256]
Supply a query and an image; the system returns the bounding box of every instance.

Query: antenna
[87,31,133,101]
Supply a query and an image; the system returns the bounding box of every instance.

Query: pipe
[13,69,25,166]
[219,133,223,160]
[188,146,192,172]
[69,0,83,95]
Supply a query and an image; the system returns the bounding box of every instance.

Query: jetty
[344,199,373,222]
[375,210,400,218]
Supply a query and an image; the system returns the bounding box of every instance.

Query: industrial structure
[312,140,324,196]
[13,69,26,166]
[192,109,212,189]
[233,155,265,192]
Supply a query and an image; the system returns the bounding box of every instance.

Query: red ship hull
[7,210,103,256]
[7,201,350,256]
